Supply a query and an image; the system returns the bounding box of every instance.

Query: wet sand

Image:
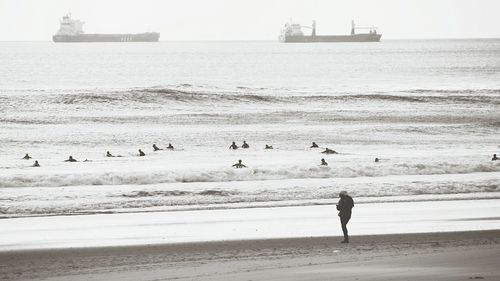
[1,230,499,281]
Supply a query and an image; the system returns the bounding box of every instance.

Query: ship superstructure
[52,14,160,43]
[279,20,381,43]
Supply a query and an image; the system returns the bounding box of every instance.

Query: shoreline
[1,230,498,280]
[1,199,499,251]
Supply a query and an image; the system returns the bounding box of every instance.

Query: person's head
[69,155,73,159]
[339,191,348,198]
[35,160,38,164]
[238,159,242,164]
[243,140,247,143]
[232,141,236,144]
[321,158,325,162]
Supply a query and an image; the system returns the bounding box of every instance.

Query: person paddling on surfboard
[321,148,338,154]
[64,156,78,162]
[232,159,247,168]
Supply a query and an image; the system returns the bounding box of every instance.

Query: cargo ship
[279,20,381,43]
[52,14,160,43]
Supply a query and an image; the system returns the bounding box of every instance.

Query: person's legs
[340,214,351,242]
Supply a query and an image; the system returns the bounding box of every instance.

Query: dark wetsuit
[153,145,162,151]
[229,143,238,150]
[139,150,146,156]
[311,142,319,148]
[492,154,499,161]
[242,142,249,149]
[322,148,337,154]
[167,144,174,150]
[336,195,354,242]
[232,160,247,168]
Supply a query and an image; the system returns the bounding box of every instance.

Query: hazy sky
[0,0,499,40]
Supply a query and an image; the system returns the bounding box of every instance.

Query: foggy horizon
[1,0,500,41]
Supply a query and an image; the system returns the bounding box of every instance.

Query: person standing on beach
[336,191,354,243]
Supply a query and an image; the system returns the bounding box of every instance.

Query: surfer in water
[375,157,380,162]
[492,154,499,161]
[229,142,238,150]
[232,159,247,168]
[336,191,354,243]
[321,158,328,166]
[64,156,78,162]
[23,153,32,160]
[167,143,174,150]
[242,141,249,149]
[153,144,162,151]
[310,142,319,148]
[139,149,146,156]
[265,144,273,149]
[106,151,114,157]
[32,160,40,167]
[321,148,338,154]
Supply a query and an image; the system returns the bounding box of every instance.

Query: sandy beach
[1,230,498,281]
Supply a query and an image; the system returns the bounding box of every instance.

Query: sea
[0,40,499,218]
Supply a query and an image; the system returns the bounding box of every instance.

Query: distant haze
[1,0,499,40]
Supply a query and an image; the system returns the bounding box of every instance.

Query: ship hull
[53,33,160,43]
[281,34,381,43]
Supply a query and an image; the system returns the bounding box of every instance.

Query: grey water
[0,40,499,217]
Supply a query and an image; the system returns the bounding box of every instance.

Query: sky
[0,0,499,40]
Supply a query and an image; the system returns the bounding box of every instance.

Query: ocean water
[0,40,499,218]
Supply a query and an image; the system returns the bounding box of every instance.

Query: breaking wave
[53,87,500,106]
[2,161,499,188]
